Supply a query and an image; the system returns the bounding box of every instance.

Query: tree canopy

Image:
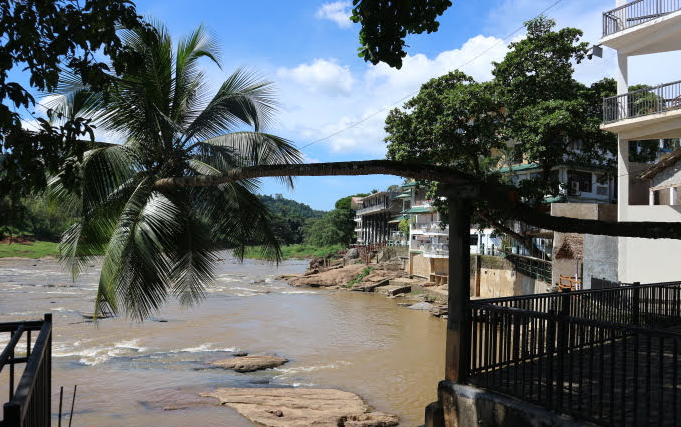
[350,0,453,69]
[382,17,617,255]
[0,0,145,200]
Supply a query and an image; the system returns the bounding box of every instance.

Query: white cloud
[316,1,353,28]
[276,35,511,155]
[277,58,354,96]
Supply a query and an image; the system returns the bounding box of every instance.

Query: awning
[388,215,409,224]
[395,192,411,199]
[401,206,436,214]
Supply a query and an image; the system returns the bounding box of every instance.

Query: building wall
[619,205,681,282]
[409,252,431,278]
[652,158,681,188]
[583,234,618,288]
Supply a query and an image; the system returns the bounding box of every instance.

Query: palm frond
[185,68,278,140]
[195,182,281,264]
[97,178,181,320]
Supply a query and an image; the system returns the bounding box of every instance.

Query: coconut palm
[46,23,301,320]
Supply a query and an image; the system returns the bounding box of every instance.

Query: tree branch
[153,160,681,240]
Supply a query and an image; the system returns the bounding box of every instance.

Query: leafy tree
[492,17,615,201]
[304,194,366,246]
[383,18,617,256]
[305,209,355,247]
[350,0,452,69]
[48,23,301,319]
[0,0,145,200]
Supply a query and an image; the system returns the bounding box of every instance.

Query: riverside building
[599,0,681,283]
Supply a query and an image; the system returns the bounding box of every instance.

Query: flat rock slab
[211,355,288,372]
[201,388,399,427]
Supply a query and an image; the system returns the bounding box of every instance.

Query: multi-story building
[353,191,402,245]
[598,0,681,283]
[500,163,616,204]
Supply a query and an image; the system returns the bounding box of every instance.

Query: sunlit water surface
[0,255,445,426]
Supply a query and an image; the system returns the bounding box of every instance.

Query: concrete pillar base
[434,380,590,427]
[424,400,444,427]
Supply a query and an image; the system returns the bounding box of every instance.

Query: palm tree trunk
[154,160,681,240]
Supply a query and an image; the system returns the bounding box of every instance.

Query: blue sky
[21,0,681,210]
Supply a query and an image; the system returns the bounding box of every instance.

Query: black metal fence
[603,0,681,37]
[504,253,552,284]
[468,282,681,426]
[603,80,681,123]
[1,314,52,427]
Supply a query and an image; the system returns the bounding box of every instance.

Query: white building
[599,0,681,282]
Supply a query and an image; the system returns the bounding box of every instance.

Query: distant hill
[258,194,326,219]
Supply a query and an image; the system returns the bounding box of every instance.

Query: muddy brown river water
[0,255,445,427]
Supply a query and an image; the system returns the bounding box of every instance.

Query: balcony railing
[603,80,681,123]
[603,0,681,37]
[423,243,449,257]
[1,314,52,427]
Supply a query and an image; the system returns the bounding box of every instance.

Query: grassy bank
[0,241,59,258]
[243,243,345,260]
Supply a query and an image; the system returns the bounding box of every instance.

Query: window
[470,234,479,245]
[567,171,592,193]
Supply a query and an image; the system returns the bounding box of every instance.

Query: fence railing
[603,0,681,37]
[468,282,681,426]
[603,80,681,123]
[504,253,552,283]
[1,314,52,427]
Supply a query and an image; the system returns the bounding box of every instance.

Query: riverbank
[0,239,59,258]
[281,249,449,317]
[242,243,345,260]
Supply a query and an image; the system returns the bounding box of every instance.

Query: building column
[650,189,655,206]
[618,138,630,221]
[671,187,677,206]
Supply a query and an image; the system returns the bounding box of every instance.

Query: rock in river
[201,387,399,427]
[211,355,288,372]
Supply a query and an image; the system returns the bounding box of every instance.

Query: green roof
[402,181,417,188]
[498,163,541,173]
[395,192,411,199]
[388,215,409,223]
[543,195,567,204]
[499,162,610,174]
[402,206,436,214]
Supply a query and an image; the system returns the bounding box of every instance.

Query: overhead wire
[299,0,567,151]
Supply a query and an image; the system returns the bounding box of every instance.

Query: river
[0,255,445,427]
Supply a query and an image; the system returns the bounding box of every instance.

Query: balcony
[423,243,449,258]
[602,80,681,139]
[356,203,390,215]
[601,0,681,55]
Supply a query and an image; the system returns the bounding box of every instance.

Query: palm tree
[46,22,301,320]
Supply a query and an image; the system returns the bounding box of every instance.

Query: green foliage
[350,0,452,69]
[0,0,146,201]
[347,266,375,287]
[258,194,325,219]
[243,243,344,260]
[0,241,60,259]
[304,208,355,247]
[304,194,366,247]
[257,194,326,245]
[50,22,302,320]
[492,16,616,200]
[383,17,617,258]
[398,218,410,236]
[335,193,367,210]
[385,70,503,176]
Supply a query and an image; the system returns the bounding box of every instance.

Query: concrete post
[650,189,655,206]
[617,138,630,221]
[670,187,677,206]
[445,196,472,382]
